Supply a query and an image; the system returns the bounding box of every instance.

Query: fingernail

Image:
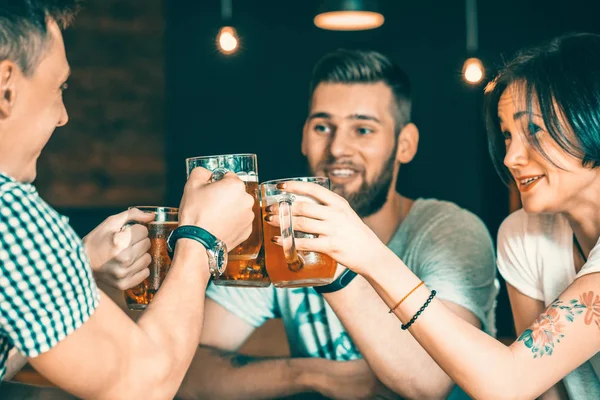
[277,183,287,189]
[271,236,279,243]
[265,205,273,213]
[264,215,272,222]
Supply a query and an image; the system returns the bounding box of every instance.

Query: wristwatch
[167,225,228,277]
[313,268,358,294]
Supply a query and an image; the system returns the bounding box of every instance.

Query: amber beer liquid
[186,154,270,287]
[213,178,270,287]
[261,194,337,288]
[125,218,178,310]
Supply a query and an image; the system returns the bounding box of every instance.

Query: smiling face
[0,19,70,183]
[301,82,400,217]
[499,83,600,214]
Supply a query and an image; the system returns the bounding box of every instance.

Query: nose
[328,129,355,159]
[504,135,529,170]
[57,101,69,127]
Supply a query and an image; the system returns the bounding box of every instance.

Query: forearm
[177,346,323,399]
[133,239,210,388]
[364,254,526,400]
[95,279,141,321]
[78,241,210,398]
[324,272,453,399]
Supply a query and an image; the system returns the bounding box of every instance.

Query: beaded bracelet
[401,290,437,330]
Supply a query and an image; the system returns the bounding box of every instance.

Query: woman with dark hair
[266,32,600,399]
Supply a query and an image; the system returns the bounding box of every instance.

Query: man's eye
[314,124,330,133]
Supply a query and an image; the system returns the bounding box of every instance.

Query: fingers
[112,224,149,251]
[125,208,156,224]
[188,166,214,183]
[126,224,150,246]
[265,215,328,236]
[108,208,155,230]
[126,267,151,289]
[219,171,242,181]
[189,167,241,185]
[266,200,330,221]
[271,236,329,254]
[108,252,152,290]
[277,181,344,207]
[113,262,151,291]
[115,237,152,267]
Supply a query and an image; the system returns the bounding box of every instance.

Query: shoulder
[409,198,490,238]
[498,208,565,247]
[0,176,86,262]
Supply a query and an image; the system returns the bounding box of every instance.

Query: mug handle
[278,194,304,272]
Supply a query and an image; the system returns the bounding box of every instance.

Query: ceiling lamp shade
[314,0,384,31]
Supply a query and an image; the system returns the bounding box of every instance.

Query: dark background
[44,0,600,339]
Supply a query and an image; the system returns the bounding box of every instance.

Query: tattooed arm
[506,284,569,400]
[360,246,600,400]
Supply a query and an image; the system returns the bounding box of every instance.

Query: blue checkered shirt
[0,172,99,379]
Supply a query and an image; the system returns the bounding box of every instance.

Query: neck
[362,190,413,244]
[563,184,600,259]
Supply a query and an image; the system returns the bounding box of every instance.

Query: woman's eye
[528,122,542,135]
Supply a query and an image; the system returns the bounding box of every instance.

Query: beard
[310,147,397,218]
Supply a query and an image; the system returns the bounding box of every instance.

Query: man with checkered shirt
[0,1,256,398]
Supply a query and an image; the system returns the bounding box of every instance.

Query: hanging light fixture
[314,0,384,31]
[217,0,239,55]
[462,0,483,84]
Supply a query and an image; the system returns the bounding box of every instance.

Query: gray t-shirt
[207,198,499,397]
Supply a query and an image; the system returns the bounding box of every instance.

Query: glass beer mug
[124,206,178,310]
[260,177,337,288]
[186,154,270,287]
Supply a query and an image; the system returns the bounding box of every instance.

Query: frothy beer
[125,220,178,309]
[213,175,270,287]
[261,193,336,288]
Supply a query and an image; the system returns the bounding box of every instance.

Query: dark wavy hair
[485,32,600,184]
[0,0,80,76]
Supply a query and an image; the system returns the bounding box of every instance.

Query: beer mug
[186,154,269,287]
[260,177,337,288]
[124,206,178,310]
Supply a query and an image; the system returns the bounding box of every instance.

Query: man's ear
[0,61,19,119]
[395,123,419,164]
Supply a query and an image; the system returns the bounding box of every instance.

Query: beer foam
[148,221,178,226]
[236,172,258,182]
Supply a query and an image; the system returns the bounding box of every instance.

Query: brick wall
[36,0,165,208]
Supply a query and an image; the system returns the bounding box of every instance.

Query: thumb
[106,208,155,231]
[112,227,132,251]
[124,208,156,224]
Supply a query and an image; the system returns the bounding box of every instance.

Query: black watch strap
[167,225,216,258]
[314,268,358,294]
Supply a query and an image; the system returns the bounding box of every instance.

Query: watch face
[215,241,228,276]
